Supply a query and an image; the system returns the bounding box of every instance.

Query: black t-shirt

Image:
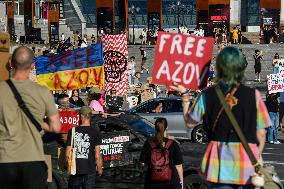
[139,138,183,189]
[69,97,85,107]
[67,126,101,175]
[266,94,279,113]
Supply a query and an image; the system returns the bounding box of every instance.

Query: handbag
[215,85,283,189]
[67,127,76,175]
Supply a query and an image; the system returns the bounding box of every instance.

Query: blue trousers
[268,112,279,142]
[68,173,96,189]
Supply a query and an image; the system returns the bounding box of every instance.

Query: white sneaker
[269,141,274,144]
[274,141,281,144]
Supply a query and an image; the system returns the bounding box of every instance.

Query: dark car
[44,113,208,189]
[129,97,207,143]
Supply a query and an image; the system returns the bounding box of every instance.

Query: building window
[14,2,19,15]
[19,1,24,15]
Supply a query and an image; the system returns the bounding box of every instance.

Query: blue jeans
[268,112,279,142]
[209,183,253,189]
[68,173,96,189]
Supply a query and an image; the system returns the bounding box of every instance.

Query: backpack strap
[148,138,173,149]
[164,139,173,150]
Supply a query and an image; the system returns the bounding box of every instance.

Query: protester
[140,118,183,189]
[61,33,65,41]
[237,27,242,44]
[253,49,263,82]
[0,46,61,189]
[232,27,239,44]
[263,26,270,44]
[57,93,77,109]
[91,34,96,44]
[171,47,269,188]
[134,72,142,85]
[128,56,136,84]
[266,93,281,144]
[69,90,85,108]
[66,106,103,189]
[88,88,105,113]
[155,102,163,113]
[272,53,280,74]
[106,88,124,112]
[139,47,149,74]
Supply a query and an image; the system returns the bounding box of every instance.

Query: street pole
[177,10,180,33]
[133,14,135,44]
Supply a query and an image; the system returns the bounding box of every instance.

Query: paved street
[263,143,284,183]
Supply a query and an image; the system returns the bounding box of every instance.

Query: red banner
[152,32,214,89]
[59,110,80,133]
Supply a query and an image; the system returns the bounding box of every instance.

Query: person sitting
[155,102,163,113]
[69,90,85,107]
[57,93,77,109]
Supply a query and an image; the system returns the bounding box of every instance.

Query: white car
[129,97,207,143]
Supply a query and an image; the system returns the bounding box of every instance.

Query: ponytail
[154,118,168,148]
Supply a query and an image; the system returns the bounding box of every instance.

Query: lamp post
[168,0,186,33]
[129,5,140,44]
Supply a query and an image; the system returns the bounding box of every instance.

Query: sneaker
[274,141,281,144]
[269,141,274,144]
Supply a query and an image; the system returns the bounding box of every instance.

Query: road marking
[264,161,284,165]
[262,153,273,155]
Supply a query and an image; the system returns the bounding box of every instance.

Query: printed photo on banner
[152,32,214,89]
[267,70,284,94]
[35,44,104,90]
[101,34,128,96]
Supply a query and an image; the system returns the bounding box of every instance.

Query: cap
[80,106,92,116]
[89,87,102,94]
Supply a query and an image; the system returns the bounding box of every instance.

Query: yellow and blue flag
[35,44,104,90]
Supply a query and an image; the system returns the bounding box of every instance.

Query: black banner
[100,131,131,168]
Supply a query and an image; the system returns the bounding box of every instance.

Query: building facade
[1,0,284,42]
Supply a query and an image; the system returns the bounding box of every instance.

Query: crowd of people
[212,25,242,45]
[261,25,279,44]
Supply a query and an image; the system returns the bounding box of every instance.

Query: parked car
[128,97,207,143]
[44,113,208,189]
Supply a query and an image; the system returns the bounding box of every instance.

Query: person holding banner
[266,93,281,144]
[171,47,270,188]
[272,53,280,74]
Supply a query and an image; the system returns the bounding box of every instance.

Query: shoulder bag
[67,127,76,175]
[215,85,283,189]
[6,79,43,133]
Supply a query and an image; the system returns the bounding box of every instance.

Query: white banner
[267,70,284,94]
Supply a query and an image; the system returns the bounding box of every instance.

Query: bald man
[0,46,61,189]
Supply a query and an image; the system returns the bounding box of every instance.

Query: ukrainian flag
[35,44,104,90]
